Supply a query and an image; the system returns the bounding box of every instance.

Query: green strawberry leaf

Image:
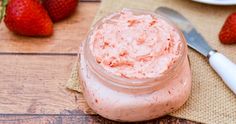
[0,0,8,22]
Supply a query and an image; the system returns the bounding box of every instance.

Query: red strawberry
[219,12,236,44]
[2,0,53,37]
[43,0,78,22]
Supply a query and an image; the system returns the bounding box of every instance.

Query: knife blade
[155,7,214,57]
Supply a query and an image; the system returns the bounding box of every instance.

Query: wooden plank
[0,115,199,124]
[0,55,93,114]
[0,2,100,53]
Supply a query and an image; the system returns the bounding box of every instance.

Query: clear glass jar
[79,9,191,122]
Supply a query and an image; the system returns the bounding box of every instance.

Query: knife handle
[209,52,236,95]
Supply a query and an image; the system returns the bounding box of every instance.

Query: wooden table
[0,1,199,124]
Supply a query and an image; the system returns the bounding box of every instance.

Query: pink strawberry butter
[79,9,191,122]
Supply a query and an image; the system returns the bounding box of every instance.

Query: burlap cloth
[67,0,236,123]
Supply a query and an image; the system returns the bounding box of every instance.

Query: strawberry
[1,0,53,37]
[42,0,78,22]
[219,12,236,44]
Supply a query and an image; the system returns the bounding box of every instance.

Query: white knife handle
[209,52,236,94]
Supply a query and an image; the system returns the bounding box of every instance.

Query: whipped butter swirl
[89,9,183,79]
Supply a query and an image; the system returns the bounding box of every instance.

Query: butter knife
[156,7,236,95]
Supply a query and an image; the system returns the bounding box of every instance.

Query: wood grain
[0,55,80,114]
[0,2,99,53]
[0,115,198,124]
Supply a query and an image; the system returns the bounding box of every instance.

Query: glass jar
[79,9,191,122]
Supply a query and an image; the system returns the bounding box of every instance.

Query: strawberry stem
[0,0,8,22]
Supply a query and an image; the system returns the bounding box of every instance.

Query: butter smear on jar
[79,9,191,122]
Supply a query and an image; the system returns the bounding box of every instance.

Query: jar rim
[83,8,187,89]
